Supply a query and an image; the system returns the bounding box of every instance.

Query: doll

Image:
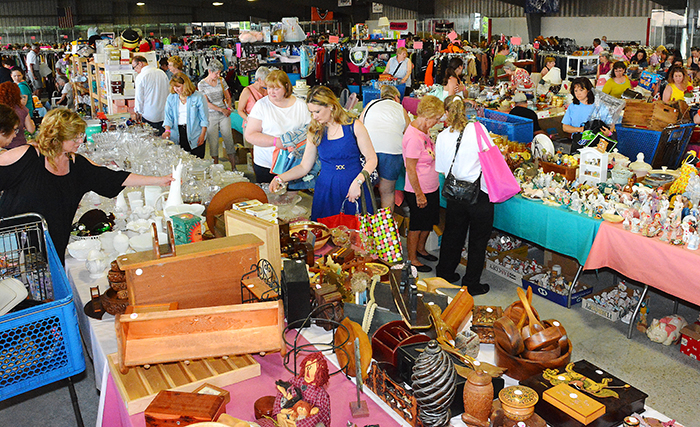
[260,353,331,427]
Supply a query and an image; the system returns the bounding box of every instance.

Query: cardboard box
[522,274,592,307]
[544,250,580,278]
[461,232,529,266]
[485,252,530,286]
[680,322,700,359]
[581,285,636,322]
[543,383,605,425]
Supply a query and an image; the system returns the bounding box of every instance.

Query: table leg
[627,284,649,339]
[673,298,679,314]
[567,265,584,308]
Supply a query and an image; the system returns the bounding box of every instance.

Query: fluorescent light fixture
[136,2,145,5]
[212,1,223,5]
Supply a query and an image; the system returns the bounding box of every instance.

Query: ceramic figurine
[688,232,699,250]
[259,353,331,427]
[412,340,457,427]
[646,315,688,345]
[164,160,184,209]
[85,249,108,279]
[113,231,130,254]
[630,218,641,234]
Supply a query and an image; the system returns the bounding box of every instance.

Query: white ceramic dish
[67,239,102,261]
[129,233,154,252]
[126,218,152,234]
[0,277,29,315]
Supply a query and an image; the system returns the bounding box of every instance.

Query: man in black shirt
[0,59,12,84]
[509,91,544,135]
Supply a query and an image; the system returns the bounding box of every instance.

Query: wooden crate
[539,161,577,182]
[224,209,281,281]
[106,353,260,415]
[622,100,679,131]
[115,300,286,373]
[117,234,263,308]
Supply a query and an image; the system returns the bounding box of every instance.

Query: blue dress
[311,122,374,220]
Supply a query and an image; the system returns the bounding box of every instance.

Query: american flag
[57,7,73,28]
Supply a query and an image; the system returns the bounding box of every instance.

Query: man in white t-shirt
[56,75,74,109]
[26,44,43,97]
[131,55,169,135]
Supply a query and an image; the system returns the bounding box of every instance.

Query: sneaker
[465,283,490,296]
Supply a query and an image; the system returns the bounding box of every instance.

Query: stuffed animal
[646,314,688,345]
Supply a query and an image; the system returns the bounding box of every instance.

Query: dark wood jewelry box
[520,359,647,427]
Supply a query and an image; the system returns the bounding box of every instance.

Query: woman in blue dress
[269,85,377,220]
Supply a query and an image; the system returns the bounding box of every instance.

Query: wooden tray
[107,353,259,415]
[115,300,285,374]
[117,234,263,309]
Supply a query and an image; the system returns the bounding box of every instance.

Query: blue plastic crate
[0,230,85,401]
[362,83,406,105]
[478,109,534,143]
[615,126,662,163]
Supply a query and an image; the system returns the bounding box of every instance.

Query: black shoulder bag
[441,128,481,204]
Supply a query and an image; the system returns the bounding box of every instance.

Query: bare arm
[662,85,672,103]
[562,123,584,134]
[122,173,173,187]
[23,107,35,134]
[405,157,426,207]
[244,116,277,147]
[237,88,251,121]
[403,108,411,131]
[401,61,414,84]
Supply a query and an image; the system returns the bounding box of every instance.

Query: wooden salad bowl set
[493,287,572,380]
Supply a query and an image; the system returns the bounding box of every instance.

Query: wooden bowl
[254,396,275,420]
[493,316,524,356]
[494,336,572,381]
[523,325,562,351]
[290,221,331,250]
[101,288,129,315]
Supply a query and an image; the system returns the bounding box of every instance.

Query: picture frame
[193,383,231,404]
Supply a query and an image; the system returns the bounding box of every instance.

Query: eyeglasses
[13,127,20,135]
[73,133,86,142]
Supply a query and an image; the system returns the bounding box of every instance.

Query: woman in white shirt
[359,84,410,210]
[434,96,493,295]
[244,70,311,183]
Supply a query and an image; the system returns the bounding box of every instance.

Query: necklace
[327,123,342,138]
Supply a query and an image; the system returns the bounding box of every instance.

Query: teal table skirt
[231,111,244,135]
[493,195,602,265]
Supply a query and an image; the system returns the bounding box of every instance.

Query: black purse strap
[392,60,403,76]
[446,128,466,177]
[359,170,378,215]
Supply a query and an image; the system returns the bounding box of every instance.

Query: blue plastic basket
[0,227,85,401]
[615,126,662,163]
[478,109,534,143]
[362,83,406,105]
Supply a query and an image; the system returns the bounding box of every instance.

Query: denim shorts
[376,153,404,181]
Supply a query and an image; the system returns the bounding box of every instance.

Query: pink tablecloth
[402,97,420,115]
[583,221,700,306]
[102,344,403,427]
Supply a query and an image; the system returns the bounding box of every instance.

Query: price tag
[329,35,339,43]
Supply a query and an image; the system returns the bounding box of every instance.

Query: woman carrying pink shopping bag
[435,98,519,295]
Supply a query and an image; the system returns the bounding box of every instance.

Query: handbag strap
[446,128,466,177]
[340,197,361,216]
[391,60,403,76]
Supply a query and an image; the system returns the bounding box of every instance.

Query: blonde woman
[435,97,492,294]
[167,56,186,76]
[402,95,444,273]
[386,47,413,92]
[198,59,235,165]
[162,73,209,158]
[270,85,377,220]
[0,108,171,262]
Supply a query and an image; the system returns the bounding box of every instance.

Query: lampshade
[378,17,390,27]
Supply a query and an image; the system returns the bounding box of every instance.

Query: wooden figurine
[258,353,331,427]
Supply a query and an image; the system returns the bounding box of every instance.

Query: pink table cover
[583,221,700,306]
[101,340,403,427]
[402,97,420,115]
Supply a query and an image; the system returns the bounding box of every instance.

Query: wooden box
[623,100,679,131]
[117,234,263,309]
[106,353,259,415]
[115,300,285,373]
[543,383,605,424]
[145,390,226,427]
[520,360,647,427]
[540,161,578,182]
[224,209,282,282]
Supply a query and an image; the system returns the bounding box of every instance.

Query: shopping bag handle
[360,170,378,214]
[474,122,495,152]
[340,197,361,215]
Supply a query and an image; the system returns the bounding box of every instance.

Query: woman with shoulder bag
[434,96,492,295]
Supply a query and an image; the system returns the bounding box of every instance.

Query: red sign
[31,36,36,40]
[390,22,408,31]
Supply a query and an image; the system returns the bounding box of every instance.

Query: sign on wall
[372,3,383,13]
[338,0,352,6]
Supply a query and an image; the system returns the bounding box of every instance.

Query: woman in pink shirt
[402,95,445,272]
